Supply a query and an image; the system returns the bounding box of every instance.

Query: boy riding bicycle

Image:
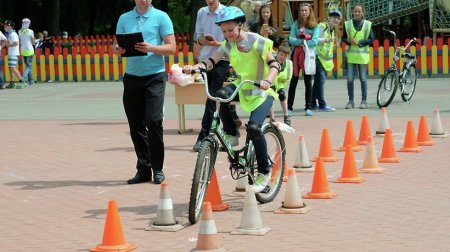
[184,6,281,193]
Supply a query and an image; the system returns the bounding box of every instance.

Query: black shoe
[192,141,202,152]
[127,172,151,184]
[153,170,165,184]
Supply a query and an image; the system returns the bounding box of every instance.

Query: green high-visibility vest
[275,58,292,90]
[316,22,334,71]
[344,20,372,64]
[222,34,278,112]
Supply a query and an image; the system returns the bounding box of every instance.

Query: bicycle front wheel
[249,125,285,204]
[377,70,398,108]
[401,65,417,102]
[188,139,217,224]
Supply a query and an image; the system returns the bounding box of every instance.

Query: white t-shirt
[7,31,20,56]
[0,31,6,51]
[19,28,35,56]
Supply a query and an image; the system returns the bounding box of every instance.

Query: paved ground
[1,78,449,251]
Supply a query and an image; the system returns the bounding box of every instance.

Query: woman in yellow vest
[312,9,342,112]
[183,6,280,193]
[342,3,375,109]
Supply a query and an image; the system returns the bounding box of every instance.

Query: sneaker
[287,110,293,117]
[5,82,15,89]
[359,100,368,109]
[345,101,354,109]
[319,105,336,112]
[305,109,313,116]
[283,116,291,126]
[0,83,5,89]
[224,134,239,147]
[253,171,271,193]
[310,103,319,110]
[192,141,202,152]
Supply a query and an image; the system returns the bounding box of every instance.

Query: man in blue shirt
[114,0,176,184]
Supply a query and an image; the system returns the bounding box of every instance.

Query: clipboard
[116,32,147,57]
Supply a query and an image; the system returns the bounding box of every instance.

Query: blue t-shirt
[116,6,174,76]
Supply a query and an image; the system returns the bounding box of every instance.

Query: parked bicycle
[376,29,417,108]
[188,69,286,224]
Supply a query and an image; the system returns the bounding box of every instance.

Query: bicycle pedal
[261,186,270,194]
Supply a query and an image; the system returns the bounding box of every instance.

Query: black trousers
[287,73,313,111]
[197,60,237,141]
[123,72,166,174]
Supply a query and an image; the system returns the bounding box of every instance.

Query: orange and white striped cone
[146,182,184,232]
[293,135,313,172]
[191,202,225,252]
[274,168,311,214]
[231,185,271,236]
[376,107,391,135]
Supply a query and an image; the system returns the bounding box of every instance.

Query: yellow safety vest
[316,22,334,71]
[344,20,372,64]
[275,59,292,90]
[222,35,278,112]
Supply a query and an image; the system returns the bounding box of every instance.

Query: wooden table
[174,82,207,133]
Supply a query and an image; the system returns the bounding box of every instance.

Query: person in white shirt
[2,20,24,89]
[19,18,35,85]
[0,30,6,88]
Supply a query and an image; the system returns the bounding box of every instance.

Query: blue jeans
[312,58,327,108]
[347,63,368,102]
[0,56,5,84]
[222,85,274,175]
[23,56,34,83]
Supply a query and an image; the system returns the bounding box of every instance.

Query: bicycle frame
[385,29,417,76]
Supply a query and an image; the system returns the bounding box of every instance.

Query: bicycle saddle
[402,52,415,59]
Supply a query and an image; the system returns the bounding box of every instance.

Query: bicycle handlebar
[187,68,261,104]
[383,28,417,51]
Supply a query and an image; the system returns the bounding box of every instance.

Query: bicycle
[188,69,286,224]
[376,29,418,108]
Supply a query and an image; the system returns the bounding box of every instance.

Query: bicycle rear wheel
[248,125,285,204]
[188,139,217,224]
[377,70,398,108]
[401,65,417,102]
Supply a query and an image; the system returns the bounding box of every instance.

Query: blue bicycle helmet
[215,6,246,25]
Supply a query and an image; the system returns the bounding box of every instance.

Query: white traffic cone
[191,202,225,252]
[376,107,391,135]
[359,137,385,173]
[231,185,271,236]
[228,176,247,197]
[274,168,311,214]
[146,182,184,232]
[293,135,313,172]
[430,108,448,137]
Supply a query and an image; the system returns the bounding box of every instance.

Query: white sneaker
[253,171,271,193]
[224,134,239,147]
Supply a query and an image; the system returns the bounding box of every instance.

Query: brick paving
[0,79,449,251]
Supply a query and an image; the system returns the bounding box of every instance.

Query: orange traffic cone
[146,182,184,231]
[314,128,338,162]
[303,157,337,199]
[293,135,313,172]
[429,108,448,137]
[399,121,423,153]
[275,168,311,214]
[358,115,373,145]
[271,150,282,182]
[416,116,434,146]
[359,137,385,173]
[335,146,366,183]
[204,170,231,211]
[90,200,137,252]
[376,107,391,135]
[338,120,363,152]
[378,129,400,163]
[231,185,272,235]
[191,202,225,252]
